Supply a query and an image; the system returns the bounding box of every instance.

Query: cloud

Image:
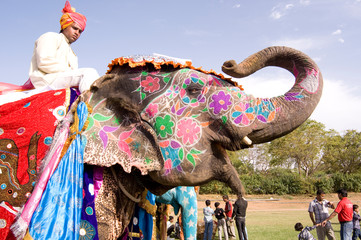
[235,76,361,133]
[233,4,241,8]
[332,29,342,35]
[270,3,295,19]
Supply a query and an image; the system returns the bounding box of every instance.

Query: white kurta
[29,32,99,93]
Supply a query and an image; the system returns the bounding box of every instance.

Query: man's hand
[321,220,328,227]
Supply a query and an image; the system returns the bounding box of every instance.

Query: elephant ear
[81,92,163,174]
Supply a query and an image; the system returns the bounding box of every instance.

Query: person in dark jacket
[232,195,248,240]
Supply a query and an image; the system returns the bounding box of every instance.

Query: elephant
[74,46,323,239]
[155,186,198,240]
[1,46,323,239]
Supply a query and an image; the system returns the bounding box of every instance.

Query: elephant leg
[95,165,144,240]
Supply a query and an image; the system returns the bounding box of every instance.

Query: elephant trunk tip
[222,60,246,78]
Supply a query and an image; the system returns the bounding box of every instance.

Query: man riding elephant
[29,1,99,93]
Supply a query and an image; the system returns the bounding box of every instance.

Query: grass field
[194,193,361,240]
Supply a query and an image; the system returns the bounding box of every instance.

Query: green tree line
[200,120,361,195]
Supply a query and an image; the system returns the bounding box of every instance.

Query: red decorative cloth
[0,89,71,239]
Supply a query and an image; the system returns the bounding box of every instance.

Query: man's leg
[317,226,327,240]
[49,68,99,93]
[217,221,222,240]
[78,68,100,92]
[235,219,243,240]
[240,219,247,240]
[226,218,236,239]
[208,221,213,240]
[325,224,336,240]
[203,222,209,240]
[345,222,353,240]
[221,219,229,240]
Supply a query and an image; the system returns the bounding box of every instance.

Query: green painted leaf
[142,71,148,76]
[190,99,197,103]
[222,116,227,124]
[94,113,112,122]
[86,117,94,130]
[192,114,200,118]
[163,77,170,83]
[179,148,184,160]
[187,153,196,167]
[202,107,208,112]
[199,80,205,86]
[182,83,187,89]
[180,69,189,73]
[141,93,146,100]
[135,87,141,92]
[190,149,202,154]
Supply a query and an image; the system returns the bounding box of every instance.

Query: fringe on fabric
[106,55,244,90]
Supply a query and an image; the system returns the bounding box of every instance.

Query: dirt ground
[197,192,361,211]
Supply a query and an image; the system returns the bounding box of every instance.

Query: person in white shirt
[29,1,99,93]
[203,200,215,240]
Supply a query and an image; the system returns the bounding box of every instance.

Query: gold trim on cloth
[138,190,157,216]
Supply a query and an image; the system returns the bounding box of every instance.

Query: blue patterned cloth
[28,102,88,239]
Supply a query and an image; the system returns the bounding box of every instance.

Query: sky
[1,0,360,133]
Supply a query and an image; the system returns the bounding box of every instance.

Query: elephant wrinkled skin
[65,46,323,239]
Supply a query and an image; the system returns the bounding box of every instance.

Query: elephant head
[76,46,322,238]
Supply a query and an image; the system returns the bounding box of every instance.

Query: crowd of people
[198,188,360,240]
[201,195,248,240]
[295,189,360,240]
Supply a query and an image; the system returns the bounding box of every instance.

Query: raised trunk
[222,46,323,144]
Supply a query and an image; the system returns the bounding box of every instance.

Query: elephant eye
[187,86,202,95]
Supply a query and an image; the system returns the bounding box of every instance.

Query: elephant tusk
[110,166,141,203]
[241,136,252,146]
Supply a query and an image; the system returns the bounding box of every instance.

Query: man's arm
[232,203,237,219]
[309,212,316,225]
[328,201,335,209]
[322,211,337,226]
[35,33,69,74]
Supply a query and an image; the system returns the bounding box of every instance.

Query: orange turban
[60,1,87,31]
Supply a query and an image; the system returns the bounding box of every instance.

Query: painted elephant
[71,46,323,239]
[2,46,322,239]
[156,186,197,240]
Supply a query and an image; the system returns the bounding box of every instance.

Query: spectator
[214,201,228,240]
[232,195,248,240]
[203,200,214,240]
[322,189,353,240]
[308,189,336,240]
[167,216,175,239]
[353,204,361,240]
[295,222,321,240]
[223,195,236,239]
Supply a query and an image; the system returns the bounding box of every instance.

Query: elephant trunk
[222,46,323,144]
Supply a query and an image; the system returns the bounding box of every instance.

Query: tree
[267,119,329,177]
[322,130,361,174]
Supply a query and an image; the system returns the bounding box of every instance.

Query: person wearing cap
[29,1,99,93]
